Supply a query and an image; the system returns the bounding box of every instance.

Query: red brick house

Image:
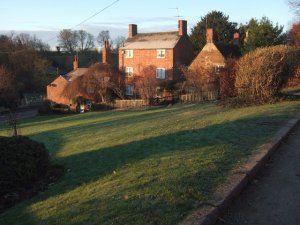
[47,41,111,105]
[189,28,241,73]
[185,28,241,99]
[47,56,88,105]
[119,20,194,96]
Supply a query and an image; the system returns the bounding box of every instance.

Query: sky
[0,0,295,49]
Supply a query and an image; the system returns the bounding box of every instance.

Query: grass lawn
[1,101,300,225]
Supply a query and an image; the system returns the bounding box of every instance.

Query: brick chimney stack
[102,40,111,64]
[233,32,241,47]
[206,28,213,43]
[178,20,187,36]
[128,24,138,38]
[73,55,78,70]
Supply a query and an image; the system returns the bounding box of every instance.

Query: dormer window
[157,49,166,58]
[125,50,133,58]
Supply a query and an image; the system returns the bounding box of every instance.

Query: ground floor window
[125,67,134,77]
[125,85,134,96]
[156,68,166,79]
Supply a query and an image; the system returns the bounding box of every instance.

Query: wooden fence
[114,99,148,108]
[180,91,219,103]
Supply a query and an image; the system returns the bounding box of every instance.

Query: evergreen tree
[190,11,238,51]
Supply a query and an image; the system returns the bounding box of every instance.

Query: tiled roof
[63,68,89,81]
[120,32,181,49]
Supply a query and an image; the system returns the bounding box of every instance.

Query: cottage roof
[120,32,181,49]
[63,68,89,81]
[189,42,226,69]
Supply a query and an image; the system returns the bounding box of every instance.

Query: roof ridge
[137,31,178,35]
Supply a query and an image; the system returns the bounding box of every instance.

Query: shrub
[38,99,52,114]
[219,59,237,100]
[182,66,217,95]
[286,66,300,88]
[235,45,300,103]
[0,136,50,208]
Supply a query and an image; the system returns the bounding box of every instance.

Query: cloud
[0,16,193,49]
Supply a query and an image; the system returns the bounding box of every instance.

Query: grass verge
[1,101,300,225]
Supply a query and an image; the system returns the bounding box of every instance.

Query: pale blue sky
[0,0,294,48]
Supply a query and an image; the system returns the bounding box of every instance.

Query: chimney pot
[73,55,78,70]
[178,20,187,36]
[234,32,240,39]
[128,24,138,38]
[233,32,241,47]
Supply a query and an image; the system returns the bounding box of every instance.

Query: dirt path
[215,123,300,225]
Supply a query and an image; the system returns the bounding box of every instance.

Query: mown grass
[1,101,300,225]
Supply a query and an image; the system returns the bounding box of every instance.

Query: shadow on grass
[17,103,214,132]
[0,110,291,225]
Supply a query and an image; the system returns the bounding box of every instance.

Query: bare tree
[289,22,300,45]
[134,66,158,102]
[289,0,300,17]
[114,36,126,49]
[0,65,18,107]
[64,63,123,103]
[57,29,79,52]
[13,33,50,51]
[110,69,125,99]
[97,30,110,47]
[6,111,19,137]
[78,30,95,51]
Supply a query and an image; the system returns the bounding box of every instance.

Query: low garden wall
[180,91,219,103]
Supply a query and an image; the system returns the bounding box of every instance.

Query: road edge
[182,112,300,225]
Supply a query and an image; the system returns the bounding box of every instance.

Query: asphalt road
[0,109,38,123]
[215,123,300,225]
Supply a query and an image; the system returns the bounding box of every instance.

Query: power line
[72,0,120,29]
[46,0,120,43]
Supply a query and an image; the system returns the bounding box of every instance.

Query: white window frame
[125,85,134,96]
[125,50,133,58]
[125,67,134,77]
[156,68,166,79]
[157,49,166,58]
[156,86,162,97]
[214,65,223,74]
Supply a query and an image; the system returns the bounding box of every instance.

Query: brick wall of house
[47,76,71,105]
[119,48,174,80]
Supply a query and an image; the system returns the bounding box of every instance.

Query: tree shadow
[0,109,292,225]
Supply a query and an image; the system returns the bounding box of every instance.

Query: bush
[183,66,218,95]
[235,45,300,103]
[38,99,52,114]
[287,66,300,88]
[0,136,50,208]
[219,59,237,100]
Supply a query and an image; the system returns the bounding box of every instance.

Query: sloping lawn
[1,101,300,225]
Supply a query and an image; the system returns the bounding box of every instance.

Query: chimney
[73,55,78,70]
[244,31,249,43]
[233,32,241,47]
[128,24,138,38]
[178,20,187,36]
[206,28,213,43]
[102,40,111,64]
